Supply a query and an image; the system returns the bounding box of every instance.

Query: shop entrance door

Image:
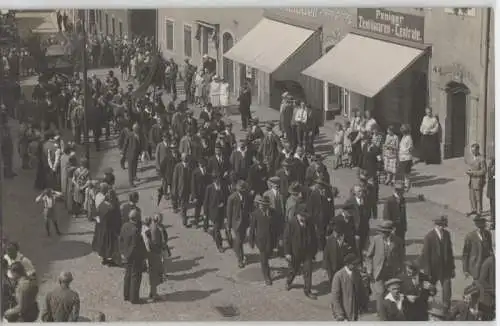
[446,81,469,158]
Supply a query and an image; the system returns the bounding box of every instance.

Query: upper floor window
[165,19,174,51]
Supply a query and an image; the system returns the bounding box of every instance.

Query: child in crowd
[343,120,353,168]
[333,123,344,169]
[35,188,63,236]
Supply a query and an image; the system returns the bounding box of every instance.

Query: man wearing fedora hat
[276,158,297,202]
[258,121,281,175]
[383,181,408,244]
[399,260,436,320]
[366,220,405,315]
[285,182,304,222]
[379,278,409,320]
[191,158,212,228]
[331,253,368,321]
[226,180,253,268]
[323,221,355,288]
[419,215,455,311]
[247,155,268,197]
[293,146,309,184]
[204,171,229,249]
[229,139,253,183]
[305,154,330,187]
[249,195,278,285]
[344,185,370,255]
[462,215,493,281]
[307,174,337,250]
[283,207,318,299]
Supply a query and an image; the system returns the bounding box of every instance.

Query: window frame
[183,23,193,58]
[165,18,175,52]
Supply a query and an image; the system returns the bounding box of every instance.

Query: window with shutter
[165,19,174,51]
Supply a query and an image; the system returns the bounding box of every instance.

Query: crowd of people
[0,17,496,322]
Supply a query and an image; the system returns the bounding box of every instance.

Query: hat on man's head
[384,278,402,288]
[103,167,114,174]
[255,195,271,206]
[377,220,394,232]
[428,305,448,319]
[433,215,448,226]
[269,176,280,185]
[344,253,361,266]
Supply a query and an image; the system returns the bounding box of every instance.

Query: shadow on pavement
[160,288,222,302]
[45,240,93,261]
[167,268,219,281]
[169,256,203,273]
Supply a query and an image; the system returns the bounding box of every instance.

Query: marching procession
[0,9,496,323]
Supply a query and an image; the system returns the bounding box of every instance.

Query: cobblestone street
[3,65,489,320]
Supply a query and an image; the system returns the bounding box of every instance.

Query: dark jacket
[382,194,407,234]
[379,296,409,321]
[398,271,435,321]
[172,162,192,198]
[249,207,277,253]
[323,234,353,282]
[462,229,493,279]
[123,132,143,160]
[119,220,147,262]
[284,217,318,260]
[226,191,253,232]
[191,167,211,200]
[246,163,268,196]
[420,228,455,282]
[203,182,228,223]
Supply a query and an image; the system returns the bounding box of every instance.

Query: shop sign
[357,8,425,43]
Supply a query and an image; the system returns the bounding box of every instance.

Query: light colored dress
[383,134,399,174]
[194,73,204,97]
[219,82,229,107]
[210,81,221,107]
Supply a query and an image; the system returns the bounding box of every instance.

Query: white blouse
[399,135,413,161]
[420,116,439,135]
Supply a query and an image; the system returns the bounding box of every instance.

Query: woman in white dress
[219,79,230,116]
[194,70,204,106]
[209,75,221,109]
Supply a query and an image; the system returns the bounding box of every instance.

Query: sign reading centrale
[357,8,425,43]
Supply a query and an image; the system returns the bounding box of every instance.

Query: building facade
[156,7,494,160]
[92,10,131,37]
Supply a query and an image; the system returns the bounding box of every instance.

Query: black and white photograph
[0,6,495,322]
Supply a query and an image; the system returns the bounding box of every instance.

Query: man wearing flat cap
[226,180,253,268]
[283,206,318,299]
[399,260,436,320]
[419,215,455,312]
[119,209,147,304]
[331,253,368,321]
[249,195,278,285]
[462,215,493,281]
[379,278,408,320]
[448,282,483,320]
[41,271,80,322]
[365,220,405,315]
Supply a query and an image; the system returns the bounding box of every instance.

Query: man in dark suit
[307,175,337,251]
[419,215,456,311]
[305,154,330,187]
[323,221,354,287]
[292,146,309,184]
[398,260,436,321]
[247,156,268,197]
[276,158,297,204]
[122,123,144,187]
[191,158,211,228]
[284,207,318,300]
[204,172,228,249]
[120,192,141,224]
[344,185,370,255]
[172,153,192,226]
[119,209,147,304]
[462,216,493,281]
[229,139,253,183]
[226,180,253,268]
[155,132,170,173]
[360,132,379,179]
[478,254,495,320]
[249,195,278,286]
[159,142,179,204]
[382,181,407,244]
[208,144,230,179]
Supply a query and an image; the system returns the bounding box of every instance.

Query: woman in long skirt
[194,70,204,106]
[72,157,90,217]
[65,155,78,213]
[383,125,399,185]
[419,107,441,164]
[210,76,221,109]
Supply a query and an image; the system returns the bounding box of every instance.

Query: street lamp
[81,11,90,164]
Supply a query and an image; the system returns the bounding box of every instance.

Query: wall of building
[486,9,495,159]
[95,9,131,37]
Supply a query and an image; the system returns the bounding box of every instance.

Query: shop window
[327,83,340,110]
[183,24,192,58]
[119,21,123,37]
[165,19,174,51]
[112,17,115,35]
